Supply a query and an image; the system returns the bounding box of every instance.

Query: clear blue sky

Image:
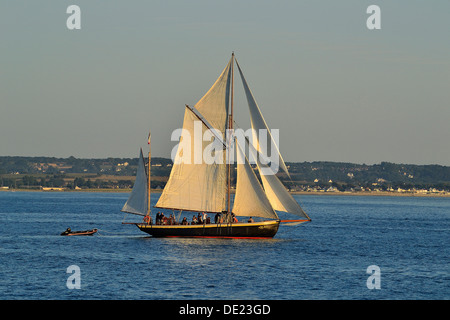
[1,1,449,165]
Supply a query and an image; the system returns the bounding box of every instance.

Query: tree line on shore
[1,156,449,192]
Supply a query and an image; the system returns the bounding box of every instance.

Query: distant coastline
[291,190,450,197]
[2,156,450,196]
[1,187,448,197]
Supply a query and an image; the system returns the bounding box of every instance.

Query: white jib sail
[259,165,309,219]
[235,59,290,178]
[232,140,278,220]
[121,148,148,216]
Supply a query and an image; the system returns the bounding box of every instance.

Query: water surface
[0,192,448,299]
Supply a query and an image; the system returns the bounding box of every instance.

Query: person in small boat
[248,217,254,223]
[61,227,71,235]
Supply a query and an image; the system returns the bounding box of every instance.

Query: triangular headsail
[247,141,310,220]
[232,140,278,220]
[121,148,148,216]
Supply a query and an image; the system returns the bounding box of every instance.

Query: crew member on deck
[143,214,151,225]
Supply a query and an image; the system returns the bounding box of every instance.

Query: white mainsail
[232,141,278,220]
[156,59,233,212]
[235,59,290,178]
[154,59,232,213]
[121,149,148,216]
[155,108,227,212]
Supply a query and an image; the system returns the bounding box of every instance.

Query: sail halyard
[121,148,148,216]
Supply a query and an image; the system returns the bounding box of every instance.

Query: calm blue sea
[0,192,448,300]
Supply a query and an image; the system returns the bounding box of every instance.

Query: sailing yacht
[122,53,310,238]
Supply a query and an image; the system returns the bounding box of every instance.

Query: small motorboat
[61,228,98,236]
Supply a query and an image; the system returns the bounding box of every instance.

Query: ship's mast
[227,52,235,215]
[147,130,151,215]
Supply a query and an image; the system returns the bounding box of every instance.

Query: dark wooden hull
[136,220,280,239]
